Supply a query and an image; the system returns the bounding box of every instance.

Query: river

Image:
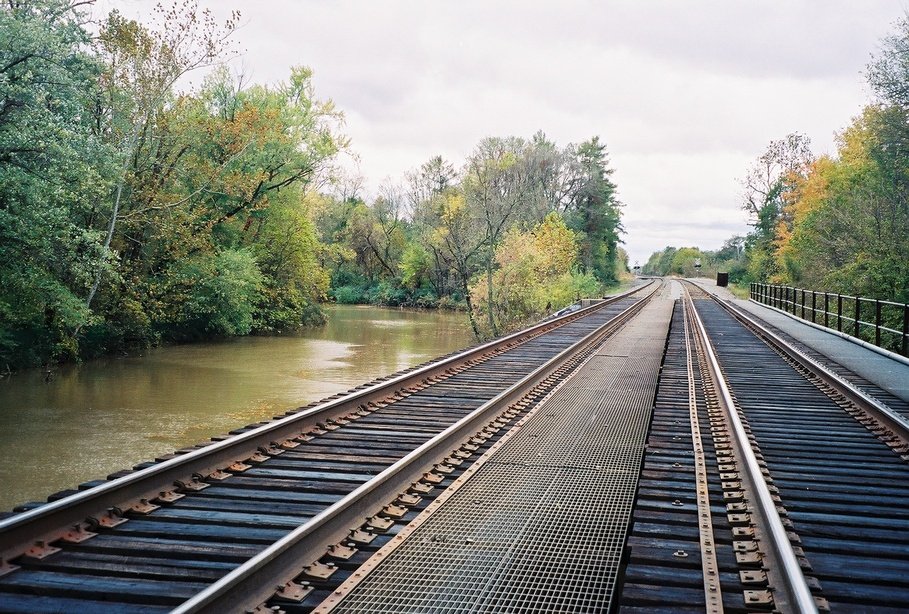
[0,305,473,511]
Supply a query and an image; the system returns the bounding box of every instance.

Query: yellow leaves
[100,11,156,63]
[471,213,584,333]
[775,157,833,278]
[531,213,578,276]
[430,226,450,246]
[497,151,518,172]
[772,104,904,287]
[836,107,877,169]
[495,213,578,277]
[440,191,467,224]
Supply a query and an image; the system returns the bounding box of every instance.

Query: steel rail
[716,295,909,442]
[172,281,661,613]
[683,286,818,614]
[0,281,656,561]
[681,299,723,613]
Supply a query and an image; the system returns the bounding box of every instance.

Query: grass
[727,283,750,299]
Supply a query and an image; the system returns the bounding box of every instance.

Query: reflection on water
[0,305,472,510]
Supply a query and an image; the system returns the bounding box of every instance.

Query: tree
[408,156,458,298]
[407,155,456,211]
[162,248,263,338]
[251,190,330,331]
[470,213,598,333]
[564,137,623,282]
[668,247,709,277]
[103,64,345,337]
[782,106,909,300]
[642,247,677,276]
[463,136,537,336]
[432,188,486,337]
[86,1,239,309]
[867,12,909,109]
[0,0,113,365]
[740,133,814,282]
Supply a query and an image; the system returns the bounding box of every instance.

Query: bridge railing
[750,283,909,357]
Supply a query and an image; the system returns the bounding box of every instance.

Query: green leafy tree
[251,191,329,331]
[408,156,459,299]
[0,0,114,366]
[463,136,535,336]
[642,247,677,275]
[782,107,909,301]
[163,248,264,338]
[88,2,239,309]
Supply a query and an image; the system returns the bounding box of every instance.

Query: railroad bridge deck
[1,279,908,613]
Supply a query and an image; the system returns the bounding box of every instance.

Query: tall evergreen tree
[566,137,623,283]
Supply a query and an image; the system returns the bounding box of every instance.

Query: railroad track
[721,300,909,422]
[618,281,909,613]
[0,281,659,613]
[4,277,907,613]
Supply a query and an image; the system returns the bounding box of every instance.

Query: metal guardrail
[750,283,909,357]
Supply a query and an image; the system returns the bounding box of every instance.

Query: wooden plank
[70,534,261,562]
[0,570,209,604]
[0,592,171,613]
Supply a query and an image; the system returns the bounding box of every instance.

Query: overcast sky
[100,1,902,266]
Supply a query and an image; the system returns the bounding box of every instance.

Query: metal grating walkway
[318,290,674,613]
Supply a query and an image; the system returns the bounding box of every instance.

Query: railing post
[854,297,861,338]
[800,288,806,319]
[875,299,882,347]
[903,303,909,357]
[824,292,829,328]
[811,291,817,324]
[837,294,843,332]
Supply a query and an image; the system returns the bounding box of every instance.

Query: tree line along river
[0,305,473,511]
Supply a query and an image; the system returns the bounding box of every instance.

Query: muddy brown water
[0,305,473,511]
